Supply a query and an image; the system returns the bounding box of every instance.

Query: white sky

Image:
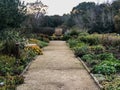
[21,0,112,16]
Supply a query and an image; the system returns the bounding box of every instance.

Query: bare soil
[17,41,99,90]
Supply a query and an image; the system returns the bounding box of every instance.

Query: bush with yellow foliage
[25,45,43,55]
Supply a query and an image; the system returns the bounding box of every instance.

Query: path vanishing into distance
[17,41,99,90]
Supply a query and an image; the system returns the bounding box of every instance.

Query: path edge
[66,42,103,89]
[20,56,38,76]
[77,57,103,90]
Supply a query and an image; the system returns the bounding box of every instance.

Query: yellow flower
[25,44,43,55]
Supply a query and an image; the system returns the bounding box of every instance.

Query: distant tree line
[29,0,120,34]
[1,0,120,34]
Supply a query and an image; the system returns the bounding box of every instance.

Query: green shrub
[92,60,120,75]
[81,54,100,66]
[92,64,116,75]
[78,35,100,45]
[13,65,24,75]
[78,32,89,36]
[2,39,16,55]
[68,39,78,48]
[42,37,50,43]
[39,40,48,48]
[89,45,105,54]
[0,55,16,76]
[76,42,87,47]
[82,54,95,61]
[69,30,79,36]
[1,30,23,56]
[97,53,115,61]
[14,75,24,85]
[62,34,71,41]
[73,45,89,57]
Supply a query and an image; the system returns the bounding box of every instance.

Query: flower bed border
[77,57,103,89]
[66,42,103,89]
[20,56,38,76]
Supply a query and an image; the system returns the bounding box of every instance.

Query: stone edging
[77,57,103,90]
[62,42,103,89]
[20,56,38,76]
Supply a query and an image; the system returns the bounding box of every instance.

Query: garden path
[17,41,99,90]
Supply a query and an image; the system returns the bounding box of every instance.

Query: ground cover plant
[67,31,120,89]
[0,30,49,89]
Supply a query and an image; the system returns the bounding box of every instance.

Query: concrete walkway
[17,41,99,90]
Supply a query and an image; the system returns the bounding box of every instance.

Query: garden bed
[0,31,50,90]
[66,31,120,89]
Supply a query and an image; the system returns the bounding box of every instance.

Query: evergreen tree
[0,0,26,30]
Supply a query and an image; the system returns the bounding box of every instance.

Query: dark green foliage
[89,45,105,54]
[97,53,115,61]
[39,41,48,48]
[92,64,116,75]
[39,15,64,27]
[62,34,71,41]
[0,0,26,30]
[34,27,55,36]
[0,55,16,76]
[1,30,22,56]
[78,35,100,45]
[81,54,100,66]
[82,54,96,61]
[92,60,120,75]
[73,45,89,57]
[69,30,79,36]
[69,1,120,33]
[68,39,78,48]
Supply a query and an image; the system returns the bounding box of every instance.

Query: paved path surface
[17,41,99,90]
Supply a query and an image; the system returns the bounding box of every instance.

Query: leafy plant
[92,60,120,75]
[89,45,105,54]
[73,45,89,57]
[0,55,16,76]
[62,34,71,41]
[69,30,79,36]
[92,64,116,75]
[81,54,100,66]
[68,39,78,48]
[97,53,115,61]
[78,35,100,45]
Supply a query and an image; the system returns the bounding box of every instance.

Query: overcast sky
[21,0,112,15]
